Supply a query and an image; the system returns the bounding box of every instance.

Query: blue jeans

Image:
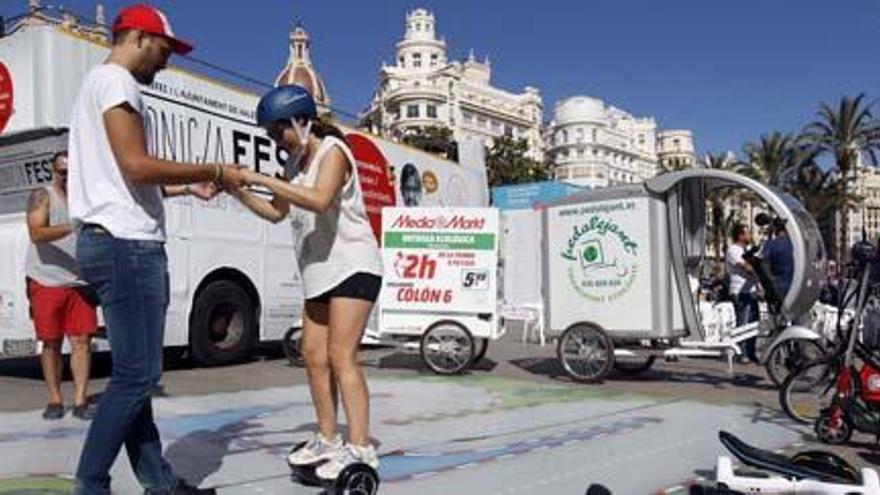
[733,291,759,361]
[74,225,176,495]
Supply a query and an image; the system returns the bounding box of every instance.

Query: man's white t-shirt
[725,243,755,296]
[68,64,165,241]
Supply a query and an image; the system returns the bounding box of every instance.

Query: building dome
[554,96,605,124]
[275,24,330,111]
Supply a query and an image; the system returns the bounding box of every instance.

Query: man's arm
[103,103,244,189]
[26,189,72,243]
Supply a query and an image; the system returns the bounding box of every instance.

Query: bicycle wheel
[779,358,837,425]
[764,339,826,387]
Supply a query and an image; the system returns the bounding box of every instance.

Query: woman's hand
[241,169,268,187]
[187,182,218,200]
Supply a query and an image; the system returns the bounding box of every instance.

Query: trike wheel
[764,338,825,387]
[556,322,614,382]
[420,320,475,375]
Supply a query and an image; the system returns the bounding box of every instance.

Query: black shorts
[306,272,382,304]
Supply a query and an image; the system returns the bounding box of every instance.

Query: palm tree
[799,94,880,260]
[739,132,797,188]
[702,152,739,262]
[787,157,859,260]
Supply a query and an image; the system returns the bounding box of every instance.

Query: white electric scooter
[697,431,880,494]
[585,431,879,494]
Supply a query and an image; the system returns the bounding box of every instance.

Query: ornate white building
[545,96,695,188]
[838,164,880,251]
[360,9,544,159]
[657,130,697,170]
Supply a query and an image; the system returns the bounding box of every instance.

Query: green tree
[401,126,457,160]
[485,136,552,187]
[739,132,797,187]
[799,94,880,260]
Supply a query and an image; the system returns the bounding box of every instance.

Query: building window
[463,112,473,123]
[562,130,569,143]
[578,147,585,157]
[407,105,419,118]
[504,124,513,137]
[413,53,422,68]
[431,53,439,67]
[427,105,438,119]
[577,128,584,142]
[398,56,404,67]
[592,129,598,142]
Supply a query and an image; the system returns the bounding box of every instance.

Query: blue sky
[4,0,878,156]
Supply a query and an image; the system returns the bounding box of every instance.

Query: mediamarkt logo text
[391,214,485,230]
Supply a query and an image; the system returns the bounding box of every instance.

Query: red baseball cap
[112,4,193,55]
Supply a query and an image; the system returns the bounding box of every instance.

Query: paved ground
[0,332,877,494]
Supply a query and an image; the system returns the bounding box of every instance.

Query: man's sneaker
[315,443,379,481]
[167,478,216,494]
[287,432,343,466]
[42,403,64,420]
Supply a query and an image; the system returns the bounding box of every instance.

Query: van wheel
[190,280,257,366]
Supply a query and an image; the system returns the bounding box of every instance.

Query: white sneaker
[287,432,343,466]
[315,443,380,480]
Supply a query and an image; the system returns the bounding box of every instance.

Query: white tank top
[290,136,383,298]
[25,186,83,287]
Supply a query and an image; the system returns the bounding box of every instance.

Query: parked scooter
[804,240,880,446]
[696,431,880,494]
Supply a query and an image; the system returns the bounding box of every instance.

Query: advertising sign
[545,197,654,332]
[0,62,12,135]
[491,181,584,210]
[380,207,498,334]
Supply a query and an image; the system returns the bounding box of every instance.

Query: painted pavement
[0,375,806,494]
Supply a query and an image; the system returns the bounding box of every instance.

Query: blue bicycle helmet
[256,84,317,127]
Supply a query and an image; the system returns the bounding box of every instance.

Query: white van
[0,21,488,365]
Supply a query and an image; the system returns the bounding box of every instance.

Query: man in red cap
[68,4,243,494]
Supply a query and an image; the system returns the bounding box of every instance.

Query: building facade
[657,130,697,170]
[837,164,880,252]
[544,96,696,188]
[360,9,544,159]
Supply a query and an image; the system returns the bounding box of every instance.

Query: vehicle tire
[764,338,825,387]
[420,320,475,375]
[189,280,257,366]
[779,358,836,425]
[815,410,853,445]
[613,356,657,375]
[556,322,614,382]
[332,463,380,495]
[282,326,304,367]
[473,338,489,364]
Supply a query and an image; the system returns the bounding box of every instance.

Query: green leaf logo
[584,245,599,262]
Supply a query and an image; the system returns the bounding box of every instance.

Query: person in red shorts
[25,150,98,420]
